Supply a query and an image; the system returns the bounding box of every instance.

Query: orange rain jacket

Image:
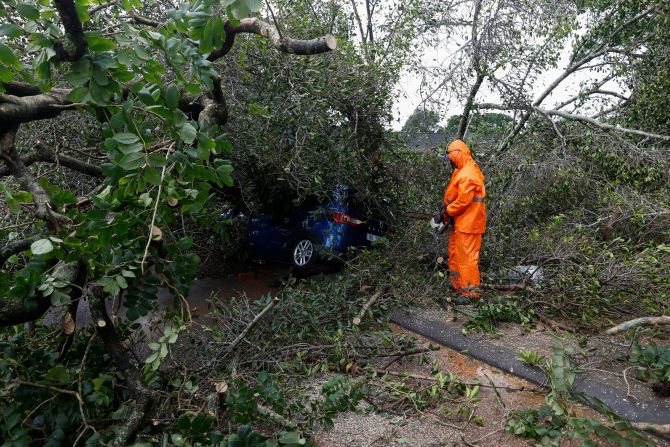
[443,140,486,234]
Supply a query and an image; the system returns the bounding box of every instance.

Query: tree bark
[53,0,87,61]
[458,72,484,140]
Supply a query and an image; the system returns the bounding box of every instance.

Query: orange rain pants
[448,231,482,298]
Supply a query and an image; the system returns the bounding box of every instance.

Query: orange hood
[446,140,473,169]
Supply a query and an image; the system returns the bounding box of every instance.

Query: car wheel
[291,238,315,268]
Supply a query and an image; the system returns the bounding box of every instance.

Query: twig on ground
[353,285,389,326]
[380,346,440,369]
[368,369,545,393]
[227,296,281,353]
[623,366,635,399]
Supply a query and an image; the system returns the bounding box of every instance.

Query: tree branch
[0,91,70,125]
[0,129,70,226]
[605,316,670,335]
[208,18,336,60]
[0,235,41,267]
[196,76,228,126]
[53,0,87,61]
[0,143,102,178]
[536,108,670,141]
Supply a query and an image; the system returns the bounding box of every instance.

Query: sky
[388,16,624,131]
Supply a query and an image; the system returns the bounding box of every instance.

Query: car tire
[291,238,316,269]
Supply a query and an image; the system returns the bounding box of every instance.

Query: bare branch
[0,143,102,178]
[536,108,670,141]
[554,76,615,110]
[0,128,70,226]
[89,1,117,15]
[606,316,670,335]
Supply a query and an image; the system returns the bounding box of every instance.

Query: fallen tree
[0,0,336,443]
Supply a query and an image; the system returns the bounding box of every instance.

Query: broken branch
[227,296,281,353]
[353,285,389,326]
[605,316,670,335]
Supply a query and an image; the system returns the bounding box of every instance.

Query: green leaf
[180,123,197,145]
[84,31,116,51]
[278,431,303,444]
[117,141,143,155]
[0,42,20,69]
[118,152,146,170]
[143,167,161,185]
[165,84,179,110]
[246,0,262,12]
[14,191,33,202]
[92,63,109,86]
[31,239,54,255]
[200,18,214,54]
[87,35,116,52]
[147,152,167,167]
[113,133,140,145]
[0,24,22,38]
[115,275,128,289]
[16,3,40,20]
[45,365,72,385]
[67,87,88,102]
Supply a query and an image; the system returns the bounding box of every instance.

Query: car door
[246,215,286,261]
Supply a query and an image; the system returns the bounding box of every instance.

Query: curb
[390,309,670,429]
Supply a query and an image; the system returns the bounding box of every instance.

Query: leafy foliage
[624,337,670,382]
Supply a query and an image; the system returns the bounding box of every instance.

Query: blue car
[223,186,387,269]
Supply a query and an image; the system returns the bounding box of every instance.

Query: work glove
[430,217,447,233]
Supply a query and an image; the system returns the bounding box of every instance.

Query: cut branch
[353,285,389,325]
[227,296,280,352]
[605,316,670,335]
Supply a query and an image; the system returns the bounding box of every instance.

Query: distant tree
[443,113,512,140]
[401,107,442,134]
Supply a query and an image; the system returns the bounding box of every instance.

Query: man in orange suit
[434,140,486,304]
